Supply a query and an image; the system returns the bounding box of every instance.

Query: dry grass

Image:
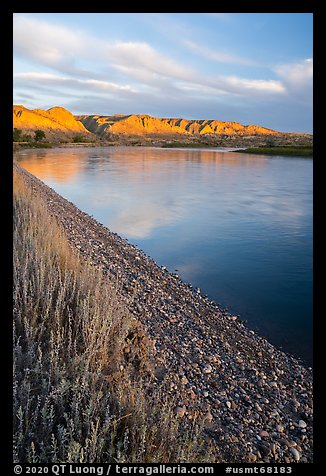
[13,169,214,463]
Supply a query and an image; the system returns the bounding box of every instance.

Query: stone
[204,412,213,424]
[291,447,301,461]
[175,406,186,418]
[298,420,307,429]
[203,364,213,374]
[248,453,257,463]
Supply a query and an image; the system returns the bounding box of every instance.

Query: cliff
[14,105,312,147]
[13,105,91,140]
[76,113,278,137]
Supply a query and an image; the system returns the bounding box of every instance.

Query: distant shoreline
[234,145,313,157]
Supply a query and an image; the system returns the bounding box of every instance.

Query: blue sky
[13,13,313,132]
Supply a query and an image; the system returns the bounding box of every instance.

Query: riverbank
[14,162,313,463]
[13,129,313,151]
[234,146,313,157]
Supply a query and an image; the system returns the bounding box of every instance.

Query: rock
[291,447,301,461]
[258,442,271,456]
[287,440,297,448]
[276,424,285,433]
[174,406,186,418]
[226,401,232,409]
[259,431,269,438]
[298,420,307,429]
[204,412,213,424]
[203,364,213,374]
[248,453,257,462]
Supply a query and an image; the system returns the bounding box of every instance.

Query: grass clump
[13,168,214,463]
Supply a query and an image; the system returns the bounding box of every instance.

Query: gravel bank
[14,162,313,463]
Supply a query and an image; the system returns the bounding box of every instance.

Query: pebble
[175,406,186,418]
[203,364,213,374]
[291,447,301,461]
[204,412,213,424]
[247,453,257,463]
[298,420,307,428]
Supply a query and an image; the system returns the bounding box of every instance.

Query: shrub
[72,134,86,143]
[34,130,46,142]
[13,128,22,142]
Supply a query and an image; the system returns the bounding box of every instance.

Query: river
[16,146,313,365]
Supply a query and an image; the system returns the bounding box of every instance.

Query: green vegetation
[13,129,52,148]
[13,128,32,143]
[234,146,313,157]
[72,134,89,143]
[13,169,213,463]
[34,129,46,142]
[160,141,218,148]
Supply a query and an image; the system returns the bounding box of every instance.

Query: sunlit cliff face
[76,113,279,137]
[13,105,90,140]
[13,104,278,143]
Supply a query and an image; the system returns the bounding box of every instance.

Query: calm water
[16,146,313,365]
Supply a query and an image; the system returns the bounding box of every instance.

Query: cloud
[13,15,90,77]
[14,72,134,94]
[183,39,257,66]
[13,14,312,131]
[14,15,286,100]
[218,76,285,94]
[185,75,285,97]
[105,41,193,82]
[275,58,313,86]
[274,58,313,104]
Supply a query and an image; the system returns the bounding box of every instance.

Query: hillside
[13,105,91,140]
[13,105,312,148]
[76,113,278,137]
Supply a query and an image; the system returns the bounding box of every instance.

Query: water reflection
[16,147,269,239]
[16,146,313,364]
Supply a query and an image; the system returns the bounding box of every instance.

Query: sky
[13,13,313,133]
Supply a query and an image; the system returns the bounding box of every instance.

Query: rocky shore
[14,162,313,464]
